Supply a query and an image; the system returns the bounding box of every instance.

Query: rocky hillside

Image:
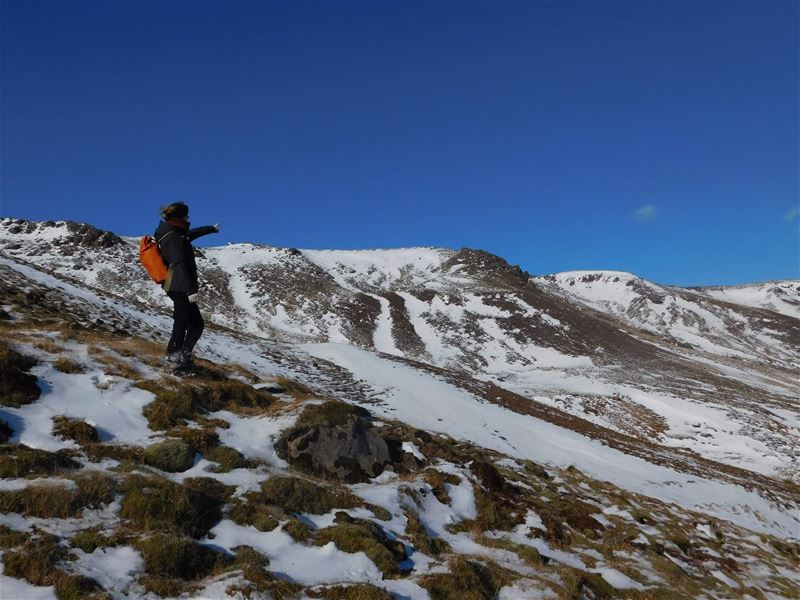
[0,218,798,599]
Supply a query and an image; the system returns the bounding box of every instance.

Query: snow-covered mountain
[0,217,798,599]
[2,218,797,479]
[696,280,800,320]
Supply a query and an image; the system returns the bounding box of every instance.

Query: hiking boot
[166,351,183,364]
[179,350,194,367]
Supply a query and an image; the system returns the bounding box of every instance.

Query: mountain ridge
[0,217,798,598]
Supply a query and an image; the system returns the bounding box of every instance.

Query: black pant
[167,292,204,356]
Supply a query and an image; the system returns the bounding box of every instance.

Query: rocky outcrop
[441,247,530,287]
[276,402,405,483]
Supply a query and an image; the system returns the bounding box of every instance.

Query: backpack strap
[156,231,175,245]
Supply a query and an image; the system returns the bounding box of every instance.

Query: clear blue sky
[1,1,797,286]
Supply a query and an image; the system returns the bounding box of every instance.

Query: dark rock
[260,385,285,394]
[441,248,530,286]
[0,346,40,408]
[0,421,13,444]
[144,439,196,473]
[64,221,123,248]
[276,402,403,483]
[471,460,506,492]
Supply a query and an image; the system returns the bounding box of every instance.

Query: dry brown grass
[275,375,315,399]
[422,468,461,504]
[0,524,29,549]
[86,346,141,379]
[218,545,301,599]
[69,527,130,553]
[119,474,223,538]
[0,341,41,408]
[53,415,100,445]
[53,356,86,374]
[419,556,519,600]
[136,532,229,580]
[135,380,198,431]
[227,362,260,383]
[258,475,362,514]
[404,509,450,555]
[227,497,280,532]
[82,442,145,465]
[0,444,81,478]
[0,471,116,519]
[107,337,164,359]
[307,584,393,600]
[0,483,83,519]
[31,336,64,354]
[3,533,111,599]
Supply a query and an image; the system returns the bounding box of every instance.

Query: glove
[213,223,220,232]
[188,293,198,304]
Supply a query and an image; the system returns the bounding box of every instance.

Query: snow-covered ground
[1,220,799,598]
[303,342,798,539]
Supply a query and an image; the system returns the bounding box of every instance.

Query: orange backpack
[139,235,169,284]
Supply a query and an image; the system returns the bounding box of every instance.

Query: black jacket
[155,221,217,294]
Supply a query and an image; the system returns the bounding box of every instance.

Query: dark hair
[160,202,189,219]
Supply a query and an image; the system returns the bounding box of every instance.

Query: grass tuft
[0,343,40,407]
[227,498,280,532]
[136,532,229,580]
[422,468,461,504]
[0,471,116,518]
[404,510,451,556]
[314,515,406,578]
[258,475,361,514]
[295,401,370,429]
[82,443,145,465]
[136,381,198,431]
[53,357,86,374]
[274,375,314,399]
[205,445,249,472]
[52,416,100,445]
[69,528,119,553]
[220,544,302,599]
[0,524,29,548]
[0,444,81,478]
[284,517,312,542]
[3,533,111,599]
[120,474,223,538]
[190,379,277,414]
[307,584,393,600]
[420,556,519,600]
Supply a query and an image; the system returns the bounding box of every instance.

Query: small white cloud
[633,204,657,221]
[785,207,799,222]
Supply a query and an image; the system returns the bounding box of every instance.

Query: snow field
[303,342,799,539]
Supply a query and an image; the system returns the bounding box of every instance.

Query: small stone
[144,439,196,472]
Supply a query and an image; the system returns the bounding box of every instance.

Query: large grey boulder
[276,402,403,483]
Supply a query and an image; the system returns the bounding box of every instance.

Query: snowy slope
[0,232,799,598]
[698,280,800,320]
[1,219,798,484]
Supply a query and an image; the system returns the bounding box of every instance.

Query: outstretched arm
[188,225,219,242]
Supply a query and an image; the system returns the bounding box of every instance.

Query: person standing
[155,201,219,368]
